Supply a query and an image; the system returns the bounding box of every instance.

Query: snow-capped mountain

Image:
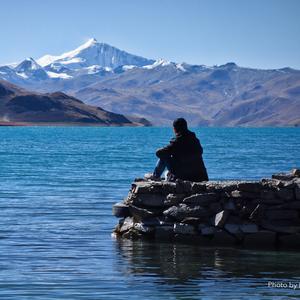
[0,58,48,84]
[0,38,158,85]
[0,38,189,92]
[14,57,48,80]
[15,57,41,72]
[0,38,299,126]
[37,38,154,69]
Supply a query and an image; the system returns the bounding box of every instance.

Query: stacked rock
[113,168,300,249]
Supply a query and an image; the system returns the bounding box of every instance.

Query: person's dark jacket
[156,130,208,182]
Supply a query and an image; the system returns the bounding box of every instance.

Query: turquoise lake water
[0,127,299,299]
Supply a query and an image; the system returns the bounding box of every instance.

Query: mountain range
[0,38,299,126]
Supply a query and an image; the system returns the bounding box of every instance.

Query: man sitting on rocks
[145,118,209,182]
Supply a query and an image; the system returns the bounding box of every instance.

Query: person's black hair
[173,118,188,133]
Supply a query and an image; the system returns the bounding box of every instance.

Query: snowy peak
[143,59,172,69]
[37,38,155,69]
[14,57,48,80]
[0,39,198,85]
[37,38,99,67]
[80,37,98,48]
[142,59,188,72]
[15,57,42,72]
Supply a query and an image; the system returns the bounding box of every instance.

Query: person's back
[149,118,208,182]
[166,129,208,182]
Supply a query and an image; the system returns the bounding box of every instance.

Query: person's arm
[156,138,176,159]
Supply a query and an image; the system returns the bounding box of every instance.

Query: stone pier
[113,169,300,249]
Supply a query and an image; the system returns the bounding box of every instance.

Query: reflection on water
[115,238,300,299]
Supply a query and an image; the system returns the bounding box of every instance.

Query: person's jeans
[153,158,172,178]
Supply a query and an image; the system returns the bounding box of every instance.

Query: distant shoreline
[0,122,145,127]
[0,122,298,128]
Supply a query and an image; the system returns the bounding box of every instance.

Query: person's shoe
[165,171,176,182]
[144,173,161,181]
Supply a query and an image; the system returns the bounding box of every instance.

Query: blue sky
[1,0,299,69]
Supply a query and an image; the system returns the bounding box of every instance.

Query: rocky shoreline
[113,169,300,249]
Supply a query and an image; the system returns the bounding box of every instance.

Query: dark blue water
[0,127,299,299]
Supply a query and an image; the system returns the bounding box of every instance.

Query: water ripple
[0,127,299,299]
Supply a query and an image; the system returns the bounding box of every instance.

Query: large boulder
[238,182,262,193]
[183,193,219,206]
[112,202,131,218]
[163,204,211,221]
[129,205,158,221]
[214,210,230,228]
[119,217,134,233]
[275,188,295,201]
[131,193,166,208]
[265,210,299,220]
[174,223,196,235]
[240,223,258,233]
[291,169,300,177]
[164,193,185,206]
[131,181,163,194]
